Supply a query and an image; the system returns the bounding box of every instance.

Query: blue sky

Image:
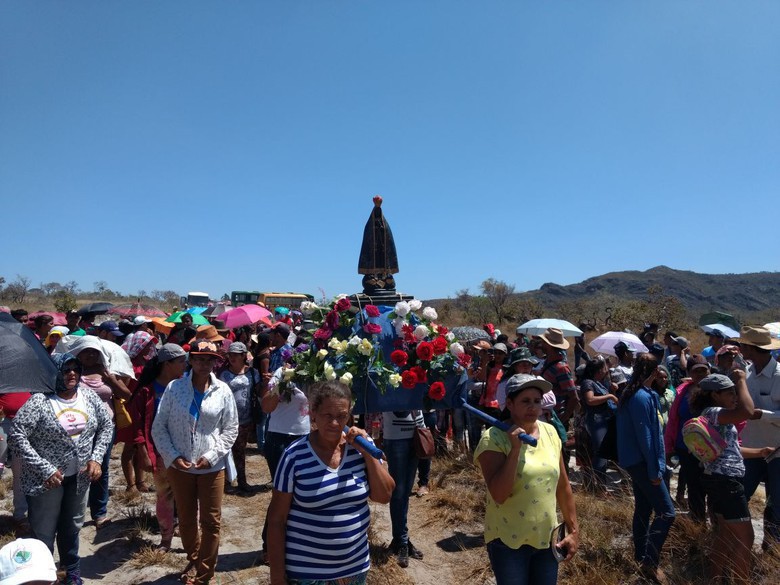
[2,1,778,302]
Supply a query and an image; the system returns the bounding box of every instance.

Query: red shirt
[0,392,33,418]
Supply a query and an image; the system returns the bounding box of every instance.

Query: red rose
[416,341,434,361]
[335,297,351,312]
[401,370,417,389]
[363,323,382,335]
[432,336,448,355]
[365,304,380,318]
[313,327,332,341]
[411,366,428,384]
[390,350,409,367]
[457,353,473,368]
[402,324,416,343]
[428,381,446,401]
[393,339,405,349]
[437,325,449,336]
[325,310,340,330]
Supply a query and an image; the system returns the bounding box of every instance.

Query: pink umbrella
[219,304,273,329]
[28,311,67,326]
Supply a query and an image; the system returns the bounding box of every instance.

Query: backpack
[682,415,727,464]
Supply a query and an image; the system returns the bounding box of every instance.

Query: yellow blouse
[474,421,561,549]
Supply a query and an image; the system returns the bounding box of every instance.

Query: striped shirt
[381,410,424,440]
[274,436,372,580]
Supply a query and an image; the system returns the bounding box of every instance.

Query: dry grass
[127,545,181,569]
[366,518,415,585]
[121,503,157,542]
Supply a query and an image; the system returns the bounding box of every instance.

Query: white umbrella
[589,331,648,357]
[516,318,583,337]
[701,323,740,339]
[764,322,780,337]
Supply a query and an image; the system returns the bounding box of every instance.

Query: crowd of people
[0,306,779,585]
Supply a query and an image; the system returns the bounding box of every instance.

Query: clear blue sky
[2,1,778,302]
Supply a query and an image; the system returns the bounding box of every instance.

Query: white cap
[0,538,57,585]
[133,316,152,326]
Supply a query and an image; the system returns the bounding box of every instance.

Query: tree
[41,281,64,296]
[4,275,31,304]
[455,288,494,325]
[480,278,516,326]
[63,281,79,295]
[53,291,77,313]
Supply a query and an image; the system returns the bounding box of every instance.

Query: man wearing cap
[65,311,85,337]
[132,316,153,335]
[702,330,726,366]
[496,348,539,410]
[0,538,57,585]
[736,326,780,550]
[613,341,635,384]
[537,328,579,427]
[97,321,125,344]
[664,336,689,388]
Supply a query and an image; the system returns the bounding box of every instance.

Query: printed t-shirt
[274,436,373,580]
[48,391,89,476]
[701,406,745,477]
[219,369,256,425]
[474,422,561,550]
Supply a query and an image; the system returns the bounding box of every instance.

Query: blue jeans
[89,429,114,521]
[27,474,89,574]
[486,539,558,585]
[255,411,269,453]
[626,463,676,567]
[742,456,780,543]
[585,414,611,486]
[384,438,418,544]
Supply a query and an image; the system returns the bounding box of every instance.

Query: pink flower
[363,323,382,335]
[365,304,380,318]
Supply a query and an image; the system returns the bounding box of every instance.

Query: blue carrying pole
[459,402,538,447]
[344,426,385,460]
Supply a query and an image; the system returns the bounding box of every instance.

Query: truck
[180,291,210,308]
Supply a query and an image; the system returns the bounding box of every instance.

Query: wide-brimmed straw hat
[191,325,225,343]
[735,326,780,350]
[472,340,492,352]
[538,327,570,350]
[189,340,221,358]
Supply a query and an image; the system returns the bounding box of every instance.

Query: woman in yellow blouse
[475,374,579,585]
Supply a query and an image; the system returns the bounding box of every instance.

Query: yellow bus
[256,292,314,312]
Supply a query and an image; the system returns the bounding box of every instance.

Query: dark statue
[358,196,399,295]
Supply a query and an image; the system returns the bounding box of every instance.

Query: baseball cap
[671,336,689,349]
[274,323,291,338]
[157,343,187,363]
[98,321,124,337]
[614,341,634,353]
[0,538,57,585]
[699,373,734,393]
[228,342,248,354]
[133,316,152,326]
[505,374,552,398]
[687,354,710,373]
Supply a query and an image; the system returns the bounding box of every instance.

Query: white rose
[394,301,410,317]
[414,325,429,341]
[409,299,422,311]
[422,307,438,321]
[348,335,362,346]
[450,342,465,357]
[317,349,328,360]
[389,373,402,388]
[283,367,296,381]
[446,331,455,342]
[339,372,353,387]
[323,363,336,381]
[359,338,374,356]
[300,301,317,316]
[393,317,406,335]
[328,338,341,350]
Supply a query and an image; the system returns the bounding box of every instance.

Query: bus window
[257,293,314,311]
[231,291,260,306]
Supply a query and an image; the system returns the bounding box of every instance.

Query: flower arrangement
[272,296,468,406]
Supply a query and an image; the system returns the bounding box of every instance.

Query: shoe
[639,564,668,585]
[416,485,429,497]
[156,541,172,553]
[63,570,84,585]
[94,517,109,530]
[396,543,409,568]
[136,483,155,493]
[407,541,424,560]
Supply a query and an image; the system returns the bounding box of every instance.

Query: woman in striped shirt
[267,381,395,585]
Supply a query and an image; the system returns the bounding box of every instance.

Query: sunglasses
[61,366,80,374]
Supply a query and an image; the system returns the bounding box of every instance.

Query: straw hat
[538,327,570,350]
[735,326,780,350]
[191,325,225,343]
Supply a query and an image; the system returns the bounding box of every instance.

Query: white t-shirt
[267,385,310,436]
[48,392,89,476]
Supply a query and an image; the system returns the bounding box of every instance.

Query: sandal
[136,483,155,493]
[156,541,172,553]
[179,560,196,583]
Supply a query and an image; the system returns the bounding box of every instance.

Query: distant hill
[523,266,780,315]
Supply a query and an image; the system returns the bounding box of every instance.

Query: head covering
[538,328,570,350]
[492,343,508,355]
[472,340,492,352]
[228,342,248,354]
[735,326,780,350]
[686,354,710,373]
[0,538,58,585]
[614,341,634,354]
[98,321,123,337]
[132,316,152,326]
[506,347,539,368]
[193,325,225,343]
[505,373,552,398]
[51,352,81,394]
[67,335,109,368]
[275,307,290,316]
[121,331,158,360]
[699,373,735,393]
[273,323,291,338]
[189,340,221,358]
[157,343,187,363]
[671,336,689,349]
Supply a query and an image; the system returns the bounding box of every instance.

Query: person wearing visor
[475,374,579,585]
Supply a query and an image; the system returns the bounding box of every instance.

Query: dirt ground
[0,445,774,585]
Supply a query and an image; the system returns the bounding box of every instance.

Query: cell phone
[550,522,567,562]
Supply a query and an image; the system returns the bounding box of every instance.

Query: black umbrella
[0,312,57,394]
[76,302,115,316]
[451,326,491,344]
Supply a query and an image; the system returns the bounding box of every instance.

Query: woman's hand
[557,529,579,561]
[44,470,64,490]
[172,456,193,471]
[194,456,212,470]
[506,425,527,451]
[344,426,371,456]
[84,461,102,482]
[608,394,618,404]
